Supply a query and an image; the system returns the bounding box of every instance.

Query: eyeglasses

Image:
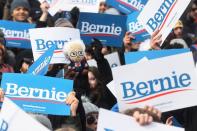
[192,7,197,11]
[86,114,98,125]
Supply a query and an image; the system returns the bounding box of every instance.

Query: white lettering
[5,83,68,102]
[81,22,122,35]
[0,27,29,39]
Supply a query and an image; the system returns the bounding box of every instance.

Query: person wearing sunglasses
[82,96,99,131]
[82,96,164,131]
[181,0,197,46]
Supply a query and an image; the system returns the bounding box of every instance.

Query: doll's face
[67,44,85,62]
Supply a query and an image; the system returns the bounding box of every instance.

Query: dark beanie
[11,0,30,13]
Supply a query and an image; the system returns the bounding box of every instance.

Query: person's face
[20,62,30,73]
[85,52,93,60]
[86,113,98,131]
[0,49,3,64]
[173,27,183,38]
[99,2,107,13]
[101,47,109,55]
[88,71,97,89]
[12,7,29,22]
[190,4,197,19]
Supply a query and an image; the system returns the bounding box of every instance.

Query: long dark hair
[87,66,104,105]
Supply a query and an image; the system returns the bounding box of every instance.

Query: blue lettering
[104,128,114,131]
[179,73,191,87]
[147,18,158,31]
[147,79,159,94]
[158,77,173,90]
[146,0,175,31]
[35,39,69,50]
[46,40,53,49]
[121,71,191,100]
[35,39,46,50]
[0,120,8,131]
[136,82,149,96]
[172,71,180,88]
[121,82,136,99]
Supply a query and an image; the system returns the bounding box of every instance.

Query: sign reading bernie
[29,27,80,64]
[77,12,126,47]
[137,0,191,45]
[1,73,73,115]
[0,20,35,49]
[106,0,148,14]
[112,52,197,112]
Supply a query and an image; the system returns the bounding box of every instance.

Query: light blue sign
[0,20,35,49]
[1,73,73,116]
[27,45,55,75]
[125,49,190,64]
[77,12,127,47]
[127,11,150,43]
[106,0,148,14]
[104,128,114,131]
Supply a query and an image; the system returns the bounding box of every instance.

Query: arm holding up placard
[0,89,79,117]
[149,29,162,50]
[39,1,50,22]
[123,105,162,125]
[139,29,162,51]
[65,91,79,116]
[36,1,50,28]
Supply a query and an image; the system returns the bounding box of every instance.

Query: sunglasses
[192,7,197,11]
[0,38,6,45]
[86,114,98,125]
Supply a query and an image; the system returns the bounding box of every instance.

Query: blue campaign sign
[106,0,148,14]
[127,11,150,43]
[0,20,35,49]
[1,73,73,116]
[125,48,190,64]
[104,128,114,131]
[27,45,55,75]
[77,12,127,47]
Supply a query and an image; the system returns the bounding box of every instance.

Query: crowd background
[1,0,197,131]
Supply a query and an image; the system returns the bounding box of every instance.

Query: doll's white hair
[63,39,86,57]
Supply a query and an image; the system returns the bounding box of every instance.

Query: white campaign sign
[104,52,121,68]
[39,0,63,16]
[87,52,121,68]
[137,0,191,45]
[0,97,49,131]
[112,52,197,112]
[107,57,149,99]
[87,59,97,67]
[107,80,117,98]
[29,27,81,64]
[97,108,184,131]
[60,0,100,13]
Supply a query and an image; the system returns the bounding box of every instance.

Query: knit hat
[11,0,30,13]
[29,113,53,131]
[104,8,120,15]
[170,38,188,48]
[55,18,74,28]
[173,20,183,29]
[82,96,99,115]
[0,29,6,46]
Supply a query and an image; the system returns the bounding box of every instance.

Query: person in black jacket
[161,106,197,131]
[86,66,116,109]
[90,38,113,84]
